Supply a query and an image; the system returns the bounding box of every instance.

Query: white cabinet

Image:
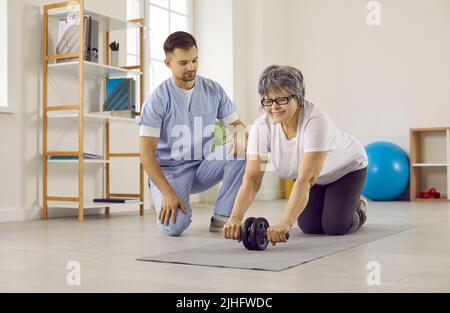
[410,128,450,202]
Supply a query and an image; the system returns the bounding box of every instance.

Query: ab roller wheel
[241,217,289,251]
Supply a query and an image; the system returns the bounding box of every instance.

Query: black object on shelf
[94,198,140,204]
[109,41,120,51]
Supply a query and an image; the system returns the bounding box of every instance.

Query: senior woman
[224,65,369,245]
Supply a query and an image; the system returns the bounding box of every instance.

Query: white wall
[194,0,234,101]
[85,0,125,21]
[231,0,450,150]
[283,0,450,152]
[232,0,289,123]
[0,0,43,221]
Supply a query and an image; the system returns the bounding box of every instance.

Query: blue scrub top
[139,75,238,168]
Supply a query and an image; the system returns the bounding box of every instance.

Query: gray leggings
[297,167,368,236]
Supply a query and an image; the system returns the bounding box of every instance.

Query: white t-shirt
[182,86,195,106]
[247,101,368,185]
[172,76,195,107]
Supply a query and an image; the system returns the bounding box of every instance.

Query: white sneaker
[358,197,369,226]
[209,216,229,233]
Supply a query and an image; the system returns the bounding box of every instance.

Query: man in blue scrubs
[139,32,247,236]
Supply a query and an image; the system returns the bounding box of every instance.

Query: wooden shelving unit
[410,127,450,202]
[42,0,145,221]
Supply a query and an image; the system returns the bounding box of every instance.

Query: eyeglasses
[261,95,296,107]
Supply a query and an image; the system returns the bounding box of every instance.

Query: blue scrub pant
[149,144,246,236]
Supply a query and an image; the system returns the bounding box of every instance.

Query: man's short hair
[164,31,198,55]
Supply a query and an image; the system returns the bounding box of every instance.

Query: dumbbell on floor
[241,217,289,251]
[420,187,441,199]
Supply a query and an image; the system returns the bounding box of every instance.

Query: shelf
[411,198,450,203]
[46,7,143,32]
[47,201,143,209]
[47,159,140,164]
[42,0,145,221]
[410,127,450,201]
[48,159,105,164]
[411,127,450,132]
[413,163,448,167]
[47,112,140,124]
[48,61,142,79]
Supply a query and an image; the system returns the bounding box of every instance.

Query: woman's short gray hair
[258,65,305,106]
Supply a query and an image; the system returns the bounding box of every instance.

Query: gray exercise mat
[138,224,414,272]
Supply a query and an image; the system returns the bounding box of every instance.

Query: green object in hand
[212,122,230,151]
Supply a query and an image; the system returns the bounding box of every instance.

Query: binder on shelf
[56,15,99,63]
[93,198,140,204]
[48,153,103,160]
[86,16,99,63]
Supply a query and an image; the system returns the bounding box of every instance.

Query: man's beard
[181,72,196,82]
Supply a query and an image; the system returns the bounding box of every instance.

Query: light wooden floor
[0,200,449,293]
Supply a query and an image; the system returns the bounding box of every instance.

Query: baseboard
[0,208,41,223]
[0,205,152,223]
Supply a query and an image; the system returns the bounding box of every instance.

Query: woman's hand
[267,222,291,246]
[223,216,243,241]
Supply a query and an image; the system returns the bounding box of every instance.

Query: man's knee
[158,216,191,237]
[166,224,189,237]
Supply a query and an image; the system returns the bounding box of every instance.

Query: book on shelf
[103,78,136,118]
[93,198,140,204]
[48,153,103,160]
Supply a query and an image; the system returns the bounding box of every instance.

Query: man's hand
[223,216,243,241]
[159,192,188,226]
[267,222,291,246]
[228,122,248,158]
[229,136,247,158]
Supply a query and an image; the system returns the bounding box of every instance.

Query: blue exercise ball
[363,142,410,201]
